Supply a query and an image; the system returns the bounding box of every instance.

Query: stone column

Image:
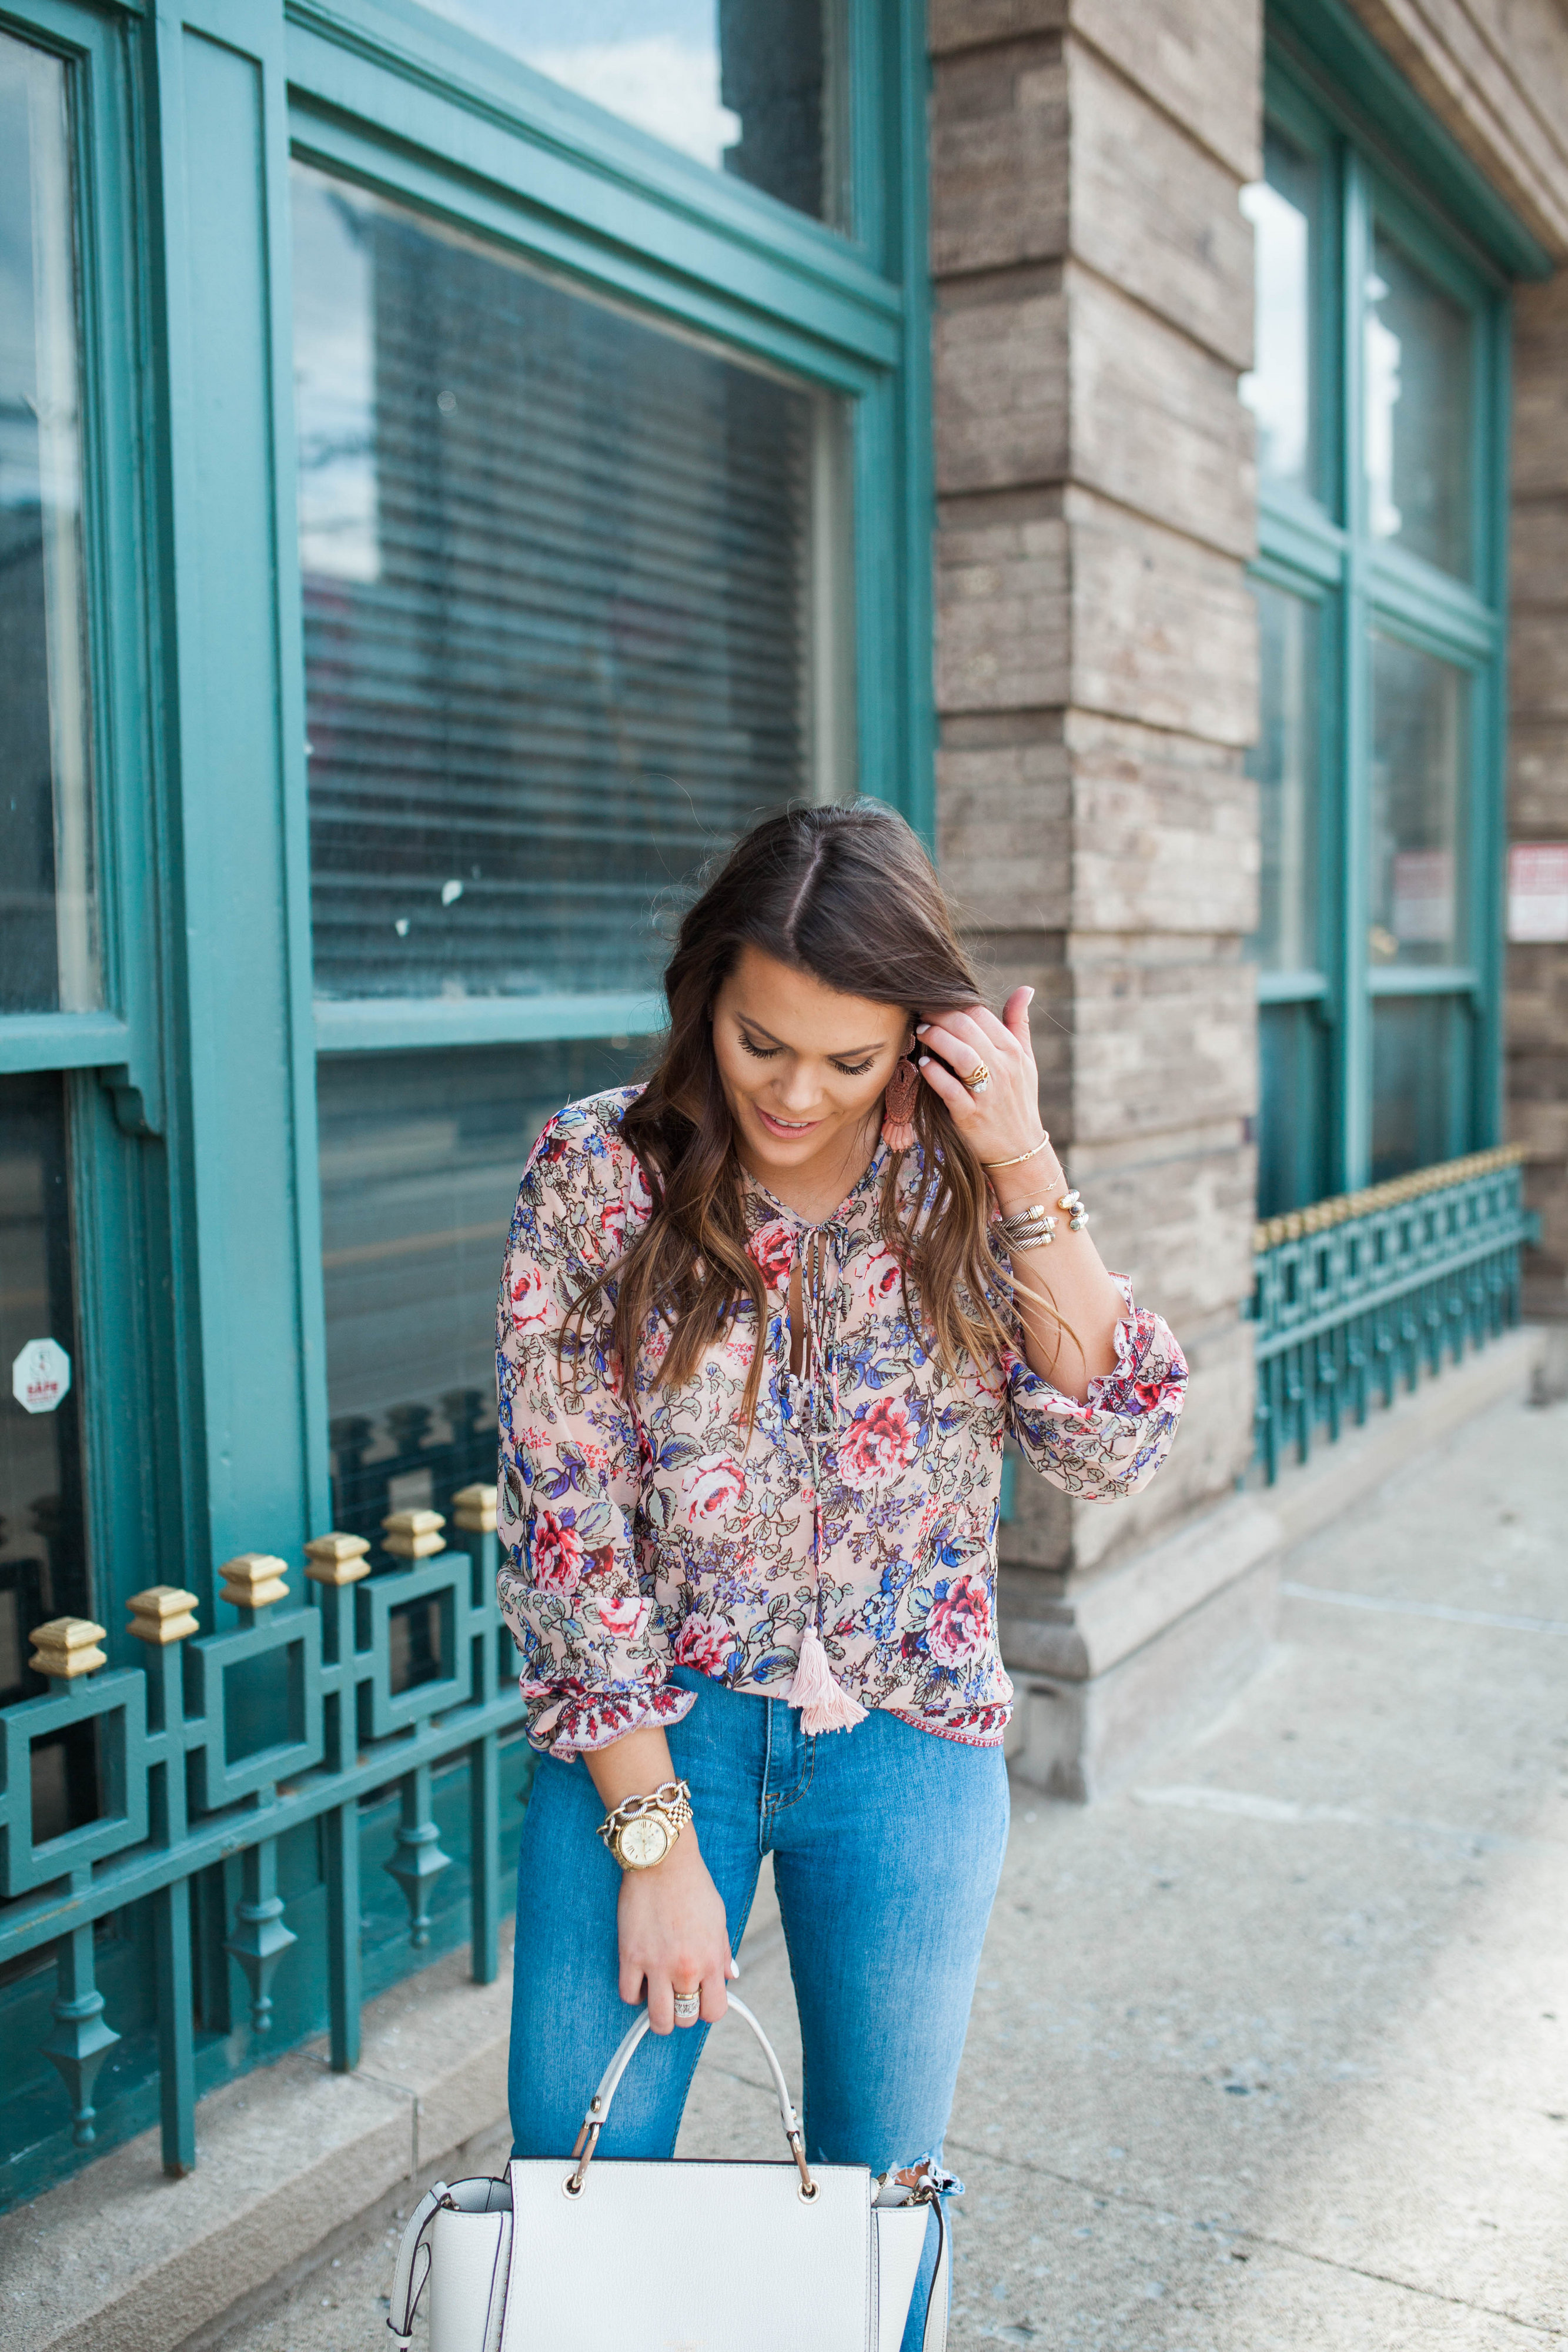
[1509,272,1568,1327]
[928,0,1266,1789]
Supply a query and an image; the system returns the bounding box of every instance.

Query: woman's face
[711,946,908,1191]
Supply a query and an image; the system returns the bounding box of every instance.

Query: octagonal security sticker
[12,1338,72,1415]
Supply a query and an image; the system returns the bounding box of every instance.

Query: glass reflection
[1370,633,1466,969]
[1371,997,1472,1182]
[0,31,99,1014]
[416,0,846,225]
[292,163,851,1004]
[1240,126,1318,500]
[1364,225,1472,576]
[318,1040,642,1547]
[1256,1001,1328,1218]
[0,1074,89,1709]
[1246,582,1319,973]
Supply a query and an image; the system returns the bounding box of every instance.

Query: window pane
[1256,1001,1329,1218]
[292,165,852,1004]
[1364,223,1472,576]
[1371,997,1472,1181]
[318,1041,641,1545]
[0,33,99,1014]
[1246,581,1320,972]
[1369,633,1467,970]
[1240,125,1319,500]
[0,1074,89,1706]
[414,0,847,226]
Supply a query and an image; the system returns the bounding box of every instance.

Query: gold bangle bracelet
[981,1135,1052,1171]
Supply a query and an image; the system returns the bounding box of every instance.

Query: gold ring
[673,1991,700,2022]
[964,1061,991,1094]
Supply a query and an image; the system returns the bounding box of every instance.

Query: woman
[497,803,1185,2346]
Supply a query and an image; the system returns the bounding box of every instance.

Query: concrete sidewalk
[208,1382,1567,2350]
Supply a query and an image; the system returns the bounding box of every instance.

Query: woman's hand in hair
[916,987,1128,1400]
[914,987,1047,1172]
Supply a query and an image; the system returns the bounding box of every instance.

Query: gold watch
[596,1779,693,1870]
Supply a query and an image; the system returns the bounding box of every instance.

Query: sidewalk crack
[944,2137,1566,2337]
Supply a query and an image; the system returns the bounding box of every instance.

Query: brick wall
[928,0,1264,1612]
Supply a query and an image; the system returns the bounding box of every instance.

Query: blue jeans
[509,1666,1009,2351]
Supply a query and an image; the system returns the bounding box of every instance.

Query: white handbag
[387,1996,950,2351]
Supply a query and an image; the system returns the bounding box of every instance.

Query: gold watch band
[596,1779,694,1869]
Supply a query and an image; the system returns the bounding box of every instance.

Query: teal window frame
[1251,2,1547,1209]
[0,0,177,1636]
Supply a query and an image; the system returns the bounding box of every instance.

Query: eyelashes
[738,1033,877,1078]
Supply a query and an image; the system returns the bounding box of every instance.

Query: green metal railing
[0,1486,523,2177]
[1249,1144,1538,1484]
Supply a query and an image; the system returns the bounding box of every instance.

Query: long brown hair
[571,801,1043,1428]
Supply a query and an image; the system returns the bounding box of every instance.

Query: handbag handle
[568,1994,815,2197]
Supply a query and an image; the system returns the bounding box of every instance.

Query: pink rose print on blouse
[683,1454,747,1526]
[674,1613,739,1677]
[748,1218,797,1288]
[925,1571,993,1668]
[531,1509,584,1595]
[599,1198,628,1258]
[594,1591,650,1641]
[838,1396,917,1488]
[509,1265,551,1332]
[865,1250,903,1309]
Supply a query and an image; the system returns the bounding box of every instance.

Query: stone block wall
[928,0,1264,1625]
[1510,273,1568,1317]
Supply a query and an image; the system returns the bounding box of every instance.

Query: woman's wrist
[991,1154,1066,1217]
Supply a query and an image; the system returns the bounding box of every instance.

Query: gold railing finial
[304,1531,372,1587]
[29,1618,108,1680]
[218,1553,290,1611]
[126,1587,200,1645]
[382,1508,446,1561]
[451,1484,498,1535]
[1253,1142,1530,1254]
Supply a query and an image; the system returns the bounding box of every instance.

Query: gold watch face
[617,1813,672,1869]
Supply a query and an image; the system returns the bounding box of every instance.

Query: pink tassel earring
[881,1055,919,1152]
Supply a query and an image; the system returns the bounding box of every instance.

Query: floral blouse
[496,1087,1187,1755]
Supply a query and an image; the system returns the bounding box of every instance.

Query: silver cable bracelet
[997,1204,1057,1252]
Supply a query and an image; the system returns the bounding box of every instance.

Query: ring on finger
[962,1060,992,1095]
[673,1990,701,2023]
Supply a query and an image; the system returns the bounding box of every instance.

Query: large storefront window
[0,30,98,1015]
[1243,55,1505,1211]
[292,163,851,1004]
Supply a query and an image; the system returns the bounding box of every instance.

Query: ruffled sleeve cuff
[1001,1275,1188,1501]
[519,1673,697,1760]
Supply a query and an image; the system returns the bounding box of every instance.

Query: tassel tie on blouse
[785,1225,869,1736]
